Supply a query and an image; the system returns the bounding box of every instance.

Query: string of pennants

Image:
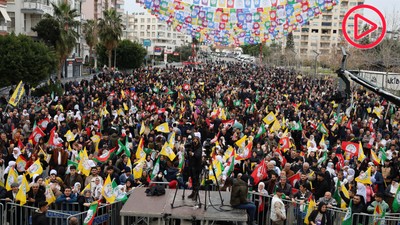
[137,0,339,45]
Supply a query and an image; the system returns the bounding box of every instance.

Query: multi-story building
[290,0,365,59]
[122,11,192,55]
[0,0,10,35]
[81,0,124,20]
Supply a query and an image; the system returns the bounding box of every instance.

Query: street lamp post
[313,50,320,86]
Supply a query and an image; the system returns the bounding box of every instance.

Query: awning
[0,8,11,22]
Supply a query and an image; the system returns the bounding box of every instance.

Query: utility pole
[313,50,320,87]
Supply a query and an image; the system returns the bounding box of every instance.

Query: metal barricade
[247,192,347,225]
[0,203,3,225]
[50,202,82,213]
[350,212,400,225]
[149,181,170,189]
[4,202,71,225]
[67,201,124,225]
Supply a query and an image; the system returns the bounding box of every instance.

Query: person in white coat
[270,187,286,225]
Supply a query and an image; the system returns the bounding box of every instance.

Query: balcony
[0,25,7,33]
[21,2,52,15]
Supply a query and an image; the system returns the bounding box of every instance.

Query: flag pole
[384,102,391,120]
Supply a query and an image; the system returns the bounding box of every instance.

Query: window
[140,25,144,30]
[147,25,150,30]
[301,28,309,32]
[321,22,332,26]
[134,19,138,23]
[311,29,319,33]
[140,31,144,36]
[333,30,337,34]
[152,18,156,23]
[152,32,155,37]
[141,18,145,23]
[147,18,151,23]
[152,25,155,30]
[134,25,137,30]
[167,33,171,38]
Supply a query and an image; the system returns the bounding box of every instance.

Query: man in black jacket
[32,201,49,225]
[230,175,256,225]
[187,136,203,200]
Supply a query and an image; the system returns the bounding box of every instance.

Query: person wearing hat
[230,175,256,225]
[32,201,49,225]
[4,182,19,203]
[270,186,286,225]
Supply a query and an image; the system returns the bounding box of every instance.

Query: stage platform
[120,187,248,225]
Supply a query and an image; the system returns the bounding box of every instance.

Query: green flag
[124,136,131,157]
[255,125,266,139]
[116,138,127,155]
[291,121,302,131]
[318,151,328,165]
[379,147,387,165]
[333,179,341,208]
[317,123,328,135]
[393,185,400,212]
[227,157,234,177]
[233,99,241,107]
[342,200,352,225]
[151,157,160,179]
[83,201,99,225]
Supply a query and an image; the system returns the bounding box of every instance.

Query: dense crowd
[0,61,399,225]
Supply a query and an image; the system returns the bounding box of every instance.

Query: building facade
[81,0,124,21]
[0,0,10,35]
[291,0,365,59]
[123,12,192,55]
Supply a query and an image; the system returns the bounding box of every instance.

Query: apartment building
[81,0,124,20]
[0,0,9,35]
[122,12,192,55]
[291,0,365,59]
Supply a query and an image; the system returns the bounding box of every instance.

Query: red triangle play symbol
[354,14,378,40]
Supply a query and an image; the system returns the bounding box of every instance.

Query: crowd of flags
[136,0,339,45]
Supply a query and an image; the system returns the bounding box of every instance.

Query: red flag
[346,119,353,132]
[368,120,374,132]
[48,127,62,147]
[341,141,359,156]
[222,119,235,129]
[183,84,190,91]
[38,118,50,130]
[29,126,46,145]
[275,148,287,167]
[210,132,220,144]
[288,173,301,187]
[258,195,264,212]
[279,137,290,149]
[18,139,24,150]
[251,160,267,185]
[336,154,345,171]
[236,141,253,161]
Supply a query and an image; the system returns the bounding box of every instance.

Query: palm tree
[52,2,80,80]
[82,20,96,67]
[98,9,123,68]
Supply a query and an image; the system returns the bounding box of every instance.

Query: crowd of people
[0,61,399,225]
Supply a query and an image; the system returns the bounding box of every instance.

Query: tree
[168,45,192,62]
[285,32,295,52]
[116,40,146,69]
[82,19,96,66]
[32,16,60,48]
[98,9,123,68]
[51,2,80,80]
[0,34,56,87]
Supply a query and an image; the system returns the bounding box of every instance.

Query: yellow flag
[155,122,170,133]
[262,111,276,125]
[9,81,25,107]
[371,150,380,165]
[319,135,325,147]
[135,138,145,160]
[355,167,372,185]
[127,157,132,169]
[358,141,366,162]
[140,121,145,135]
[38,147,47,158]
[121,90,125,99]
[6,167,18,191]
[304,198,316,224]
[45,183,56,204]
[101,175,116,203]
[235,135,247,149]
[220,108,227,120]
[341,184,349,209]
[91,135,101,152]
[132,159,144,179]
[168,132,175,149]
[16,174,30,205]
[65,130,75,142]
[160,142,176,161]
[270,120,281,133]
[373,106,383,117]
[123,103,128,111]
[78,148,91,176]
[117,108,124,116]
[27,159,43,178]
[81,183,91,195]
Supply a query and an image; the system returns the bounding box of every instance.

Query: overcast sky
[124,0,399,28]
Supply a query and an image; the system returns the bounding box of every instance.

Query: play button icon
[354,14,378,40]
[342,4,386,49]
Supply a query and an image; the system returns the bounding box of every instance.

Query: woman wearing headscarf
[4,161,16,182]
[308,202,332,225]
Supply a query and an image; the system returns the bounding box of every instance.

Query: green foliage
[82,19,96,67]
[116,40,147,69]
[98,9,124,67]
[50,2,80,80]
[241,44,271,58]
[95,43,108,68]
[32,82,64,97]
[32,16,60,48]
[285,32,295,52]
[0,34,56,88]
[168,45,192,62]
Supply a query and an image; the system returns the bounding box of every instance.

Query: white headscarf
[326,162,336,177]
[12,147,21,160]
[4,161,16,174]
